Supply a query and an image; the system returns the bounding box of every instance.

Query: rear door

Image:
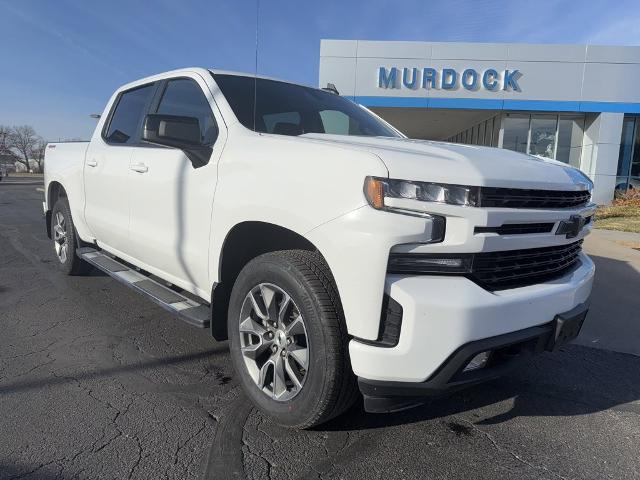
[127,74,225,295]
[84,83,157,252]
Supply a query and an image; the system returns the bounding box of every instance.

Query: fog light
[463,351,491,372]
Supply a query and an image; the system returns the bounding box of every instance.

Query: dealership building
[319,40,640,204]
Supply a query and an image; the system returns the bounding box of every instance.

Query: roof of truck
[208,69,318,89]
[117,67,316,94]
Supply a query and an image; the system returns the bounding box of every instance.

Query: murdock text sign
[378,67,521,92]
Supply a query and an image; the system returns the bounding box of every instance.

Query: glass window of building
[471,125,478,144]
[484,118,493,146]
[631,120,640,178]
[499,113,585,165]
[478,122,486,146]
[529,115,557,159]
[616,116,639,191]
[557,115,584,168]
[492,115,500,147]
[502,114,529,153]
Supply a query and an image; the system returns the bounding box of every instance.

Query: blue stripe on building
[354,96,640,113]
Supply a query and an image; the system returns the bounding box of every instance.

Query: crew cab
[43,68,595,427]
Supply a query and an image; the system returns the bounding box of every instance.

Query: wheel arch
[210,221,333,341]
[48,181,67,206]
[45,181,68,239]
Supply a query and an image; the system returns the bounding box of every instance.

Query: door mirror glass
[142,114,211,168]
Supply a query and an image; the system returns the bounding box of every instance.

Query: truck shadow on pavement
[207,342,640,479]
[0,348,227,396]
[317,343,640,431]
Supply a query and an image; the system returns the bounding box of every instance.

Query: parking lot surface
[1,183,639,479]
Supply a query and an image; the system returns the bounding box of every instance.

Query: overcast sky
[1,0,639,141]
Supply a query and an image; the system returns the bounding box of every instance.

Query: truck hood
[299,134,592,191]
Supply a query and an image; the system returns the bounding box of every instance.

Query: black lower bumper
[359,303,588,413]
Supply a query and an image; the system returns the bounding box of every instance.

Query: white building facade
[319,40,640,204]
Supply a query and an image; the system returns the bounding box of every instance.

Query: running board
[78,247,210,328]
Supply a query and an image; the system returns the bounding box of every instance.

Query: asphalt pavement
[1,182,639,480]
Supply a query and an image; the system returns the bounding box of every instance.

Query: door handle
[87,159,98,167]
[130,163,148,173]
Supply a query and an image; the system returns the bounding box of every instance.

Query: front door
[127,75,224,296]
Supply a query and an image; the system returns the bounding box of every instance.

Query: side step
[78,247,210,328]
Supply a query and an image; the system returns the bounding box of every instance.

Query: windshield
[213,73,401,138]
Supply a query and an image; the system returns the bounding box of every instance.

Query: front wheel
[228,250,358,428]
[51,197,91,275]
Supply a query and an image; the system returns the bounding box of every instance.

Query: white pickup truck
[44,68,595,428]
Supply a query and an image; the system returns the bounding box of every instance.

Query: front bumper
[358,302,588,412]
[349,252,594,387]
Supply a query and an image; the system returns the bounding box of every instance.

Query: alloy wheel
[53,211,68,264]
[239,283,309,401]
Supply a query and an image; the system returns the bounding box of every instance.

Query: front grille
[387,241,584,291]
[479,187,591,209]
[471,240,583,290]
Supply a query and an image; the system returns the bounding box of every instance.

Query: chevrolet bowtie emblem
[556,215,586,239]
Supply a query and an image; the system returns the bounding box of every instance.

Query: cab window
[156,78,218,145]
[104,84,156,144]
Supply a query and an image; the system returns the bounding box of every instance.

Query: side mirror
[142,114,212,168]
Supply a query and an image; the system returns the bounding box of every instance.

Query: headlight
[363,176,449,243]
[364,177,480,210]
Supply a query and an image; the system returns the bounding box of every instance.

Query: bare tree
[8,125,39,172]
[0,125,13,157]
[31,139,47,173]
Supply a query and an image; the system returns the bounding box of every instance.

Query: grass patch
[595,216,640,233]
[595,191,640,233]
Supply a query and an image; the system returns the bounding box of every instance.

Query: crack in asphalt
[126,434,143,480]
[457,417,569,480]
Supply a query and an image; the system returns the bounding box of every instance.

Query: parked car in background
[43,68,595,428]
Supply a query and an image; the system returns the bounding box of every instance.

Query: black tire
[228,250,358,428]
[50,197,92,276]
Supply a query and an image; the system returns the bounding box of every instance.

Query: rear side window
[105,84,155,144]
[156,78,218,145]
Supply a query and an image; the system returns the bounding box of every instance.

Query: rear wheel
[51,197,91,275]
[228,250,358,428]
